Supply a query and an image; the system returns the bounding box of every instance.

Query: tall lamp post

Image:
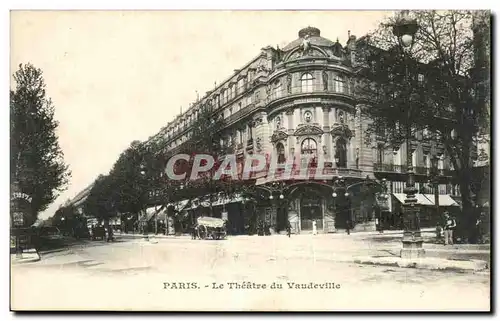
[431,155,441,221]
[139,164,149,240]
[392,10,424,259]
[332,176,351,234]
[267,181,286,233]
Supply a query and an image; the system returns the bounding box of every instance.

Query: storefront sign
[11,192,32,203]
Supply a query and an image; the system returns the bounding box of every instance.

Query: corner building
[148,27,460,234]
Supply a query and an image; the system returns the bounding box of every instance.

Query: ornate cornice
[294,124,323,137]
[330,124,353,139]
[271,130,288,143]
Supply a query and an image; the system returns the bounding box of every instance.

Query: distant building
[65,181,95,217]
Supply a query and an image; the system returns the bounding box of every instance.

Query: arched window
[334,137,347,168]
[301,73,314,93]
[301,138,317,155]
[276,143,286,164]
[333,74,346,93]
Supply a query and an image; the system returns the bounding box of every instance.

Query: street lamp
[431,155,440,220]
[332,177,351,234]
[392,10,424,260]
[139,164,149,239]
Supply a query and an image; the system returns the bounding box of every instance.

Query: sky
[10,10,391,219]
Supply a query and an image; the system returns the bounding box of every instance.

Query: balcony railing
[373,163,453,176]
[225,103,258,124]
[266,84,353,104]
[249,163,362,181]
[373,163,407,173]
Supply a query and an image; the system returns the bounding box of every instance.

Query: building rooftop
[282,26,337,51]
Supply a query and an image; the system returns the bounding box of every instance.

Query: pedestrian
[286,220,291,238]
[474,212,485,244]
[191,223,198,240]
[435,223,443,242]
[346,215,351,235]
[312,220,317,235]
[443,211,456,245]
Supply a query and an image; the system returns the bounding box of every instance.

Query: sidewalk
[11,248,40,264]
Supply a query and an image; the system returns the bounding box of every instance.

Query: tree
[10,63,71,223]
[356,10,490,237]
[83,174,116,224]
[108,141,151,216]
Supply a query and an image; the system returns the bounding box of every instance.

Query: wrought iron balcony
[254,163,362,181]
[266,84,353,105]
[373,163,453,177]
[373,163,407,173]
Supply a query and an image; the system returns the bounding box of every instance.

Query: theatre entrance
[300,196,323,231]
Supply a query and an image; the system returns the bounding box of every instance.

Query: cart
[196,216,227,240]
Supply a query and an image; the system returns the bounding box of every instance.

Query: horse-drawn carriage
[196,216,227,240]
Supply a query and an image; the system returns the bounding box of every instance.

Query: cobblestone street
[11,233,490,311]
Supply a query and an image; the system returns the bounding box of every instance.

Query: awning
[166,200,191,211]
[190,194,246,209]
[393,193,459,207]
[416,194,434,206]
[422,194,459,207]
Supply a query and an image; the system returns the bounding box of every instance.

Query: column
[322,106,332,161]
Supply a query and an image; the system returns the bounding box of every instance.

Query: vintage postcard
[10,10,491,311]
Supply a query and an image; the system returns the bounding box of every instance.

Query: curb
[11,252,41,265]
[352,256,488,272]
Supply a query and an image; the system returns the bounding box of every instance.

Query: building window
[334,137,348,168]
[276,143,286,164]
[333,74,346,93]
[301,138,317,156]
[393,148,401,166]
[237,78,245,95]
[411,150,417,168]
[231,85,236,99]
[274,81,283,99]
[438,155,444,170]
[237,130,243,144]
[377,145,384,164]
[376,124,386,137]
[301,73,314,93]
[222,89,227,104]
[247,124,253,139]
[423,154,430,168]
[418,73,424,83]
